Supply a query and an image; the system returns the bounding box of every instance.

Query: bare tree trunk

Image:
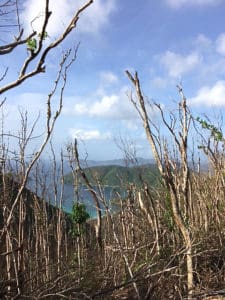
[72,139,103,250]
[138,188,160,254]
[126,70,194,297]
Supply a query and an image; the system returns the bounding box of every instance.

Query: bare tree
[126,70,194,298]
[69,139,103,250]
[0,0,93,93]
[0,1,94,298]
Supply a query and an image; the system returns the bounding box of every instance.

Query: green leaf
[27,38,37,51]
[38,31,48,40]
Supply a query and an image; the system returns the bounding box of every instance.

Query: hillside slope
[65,164,160,187]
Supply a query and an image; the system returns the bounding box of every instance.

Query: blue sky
[2,0,225,160]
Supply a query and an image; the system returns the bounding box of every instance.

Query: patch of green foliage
[196,117,224,142]
[71,202,90,225]
[26,38,37,51]
[70,202,90,237]
[26,31,48,51]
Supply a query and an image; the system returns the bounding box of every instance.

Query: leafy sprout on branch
[196,117,224,142]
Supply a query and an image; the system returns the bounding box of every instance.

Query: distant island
[64,163,160,188]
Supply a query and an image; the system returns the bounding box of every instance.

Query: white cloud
[150,76,168,88]
[216,33,225,56]
[189,81,225,107]
[188,33,225,80]
[78,0,116,34]
[166,0,222,9]
[91,95,118,116]
[91,72,119,98]
[160,51,201,78]
[100,71,118,85]
[21,0,116,37]
[195,34,212,49]
[121,120,140,131]
[71,103,86,114]
[71,95,118,117]
[69,128,111,140]
[64,88,137,120]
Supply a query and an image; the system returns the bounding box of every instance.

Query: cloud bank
[216,34,225,56]
[189,81,225,107]
[166,0,222,9]
[160,51,201,78]
[21,0,116,37]
[63,87,137,121]
[69,128,111,140]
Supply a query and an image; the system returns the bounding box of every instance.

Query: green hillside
[64,164,160,187]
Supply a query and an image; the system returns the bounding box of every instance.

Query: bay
[27,178,125,218]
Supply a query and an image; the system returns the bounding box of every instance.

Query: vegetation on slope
[64,164,160,187]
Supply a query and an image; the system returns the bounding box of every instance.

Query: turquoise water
[61,184,124,218]
[27,178,125,218]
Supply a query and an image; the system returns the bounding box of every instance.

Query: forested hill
[64,164,160,187]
